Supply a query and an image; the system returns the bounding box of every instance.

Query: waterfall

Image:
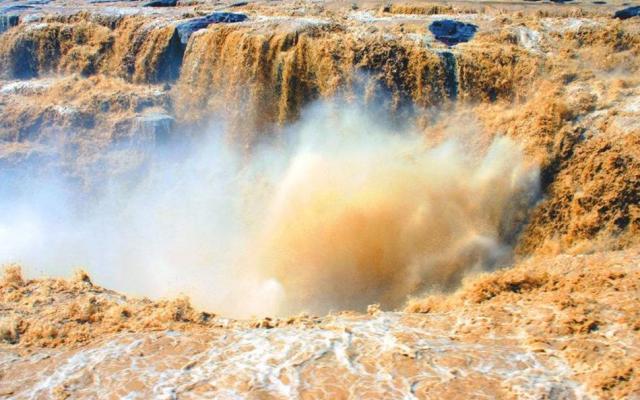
[438,50,458,101]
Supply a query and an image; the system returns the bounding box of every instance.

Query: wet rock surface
[175,12,248,44]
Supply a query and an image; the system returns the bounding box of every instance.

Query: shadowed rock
[151,28,185,82]
[3,36,37,78]
[176,12,248,44]
[614,6,640,19]
[1,5,35,13]
[143,0,177,7]
[429,20,477,46]
[87,0,138,3]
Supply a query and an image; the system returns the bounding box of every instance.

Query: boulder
[428,20,477,46]
[176,12,248,44]
[143,0,177,7]
[87,0,137,3]
[614,6,640,19]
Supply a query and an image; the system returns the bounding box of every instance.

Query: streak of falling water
[438,50,458,101]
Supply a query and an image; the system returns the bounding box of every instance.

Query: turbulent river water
[1,312,587,399]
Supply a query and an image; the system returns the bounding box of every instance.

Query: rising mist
[0,102,539,317]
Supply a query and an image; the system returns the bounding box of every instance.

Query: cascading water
[437,50,458,101]
[1,2,639,398]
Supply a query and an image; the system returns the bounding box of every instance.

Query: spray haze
[0,102,539,317]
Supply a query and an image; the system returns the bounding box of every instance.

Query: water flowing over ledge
[0,0,639,398]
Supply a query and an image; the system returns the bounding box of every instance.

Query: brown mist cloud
[250,105,539,314]
[0,103,538,317]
